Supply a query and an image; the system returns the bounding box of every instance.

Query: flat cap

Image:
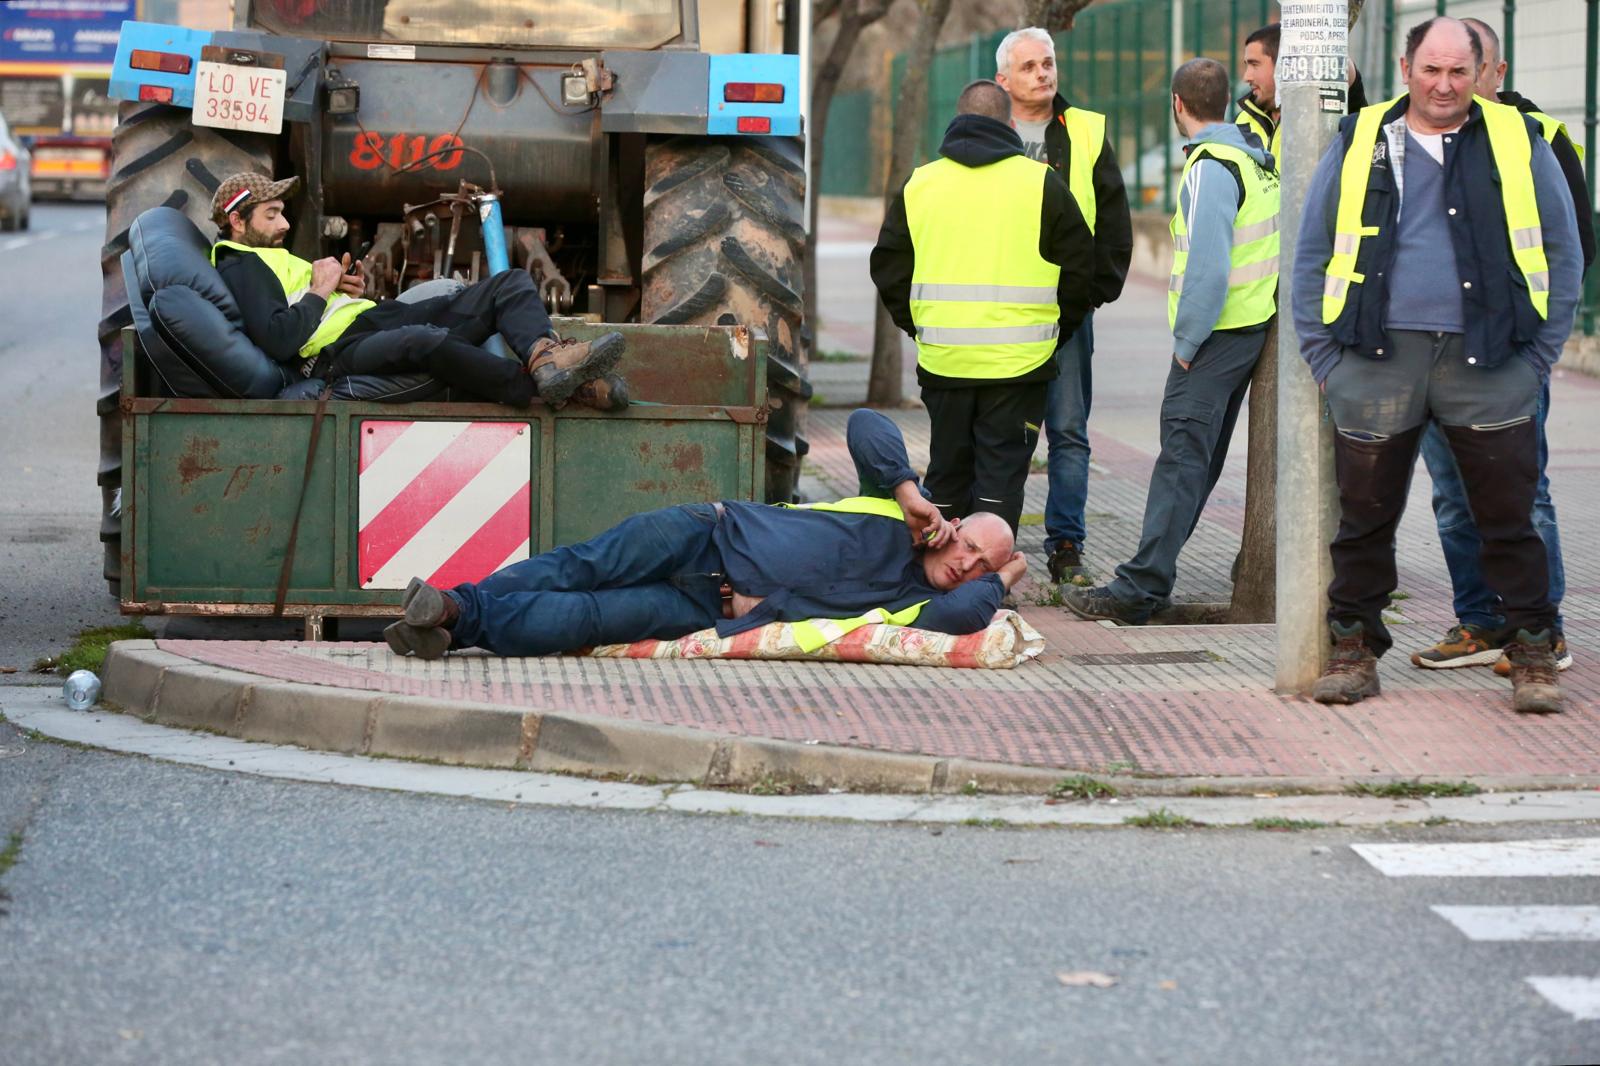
[211,172,300,226]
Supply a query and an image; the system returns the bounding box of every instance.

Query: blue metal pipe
[478,193,510,275]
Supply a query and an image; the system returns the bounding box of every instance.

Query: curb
[102,641,1600,797]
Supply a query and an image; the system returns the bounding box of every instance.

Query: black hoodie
[1498,89,1595,274]
[1041,92,1134,308]
[870,113,1096,389]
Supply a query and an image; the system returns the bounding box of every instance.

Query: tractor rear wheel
[97,101,274,595]
[640,135,810,503]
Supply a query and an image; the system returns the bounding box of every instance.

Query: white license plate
[193,61,285,135]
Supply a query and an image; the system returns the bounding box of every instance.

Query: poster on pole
[1277,0,1348,109]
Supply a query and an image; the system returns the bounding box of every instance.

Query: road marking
[1352,838,1600,877]
[1525,977,1600,1021]
[1431,905,1600,941]
[0,234,47,253]
[816,240,877,258]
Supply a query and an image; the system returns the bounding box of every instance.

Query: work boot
[568,371,630,412]
[1062,584,1148,625]
[402,576,458,629]
[527,331,625,407]
[1503,628,1564,714]
[1311,621,1381,704]
[1409,623,1503,670]
[383,620,451,661]
[1047,541,1091,586]
[1494,629,1572,675]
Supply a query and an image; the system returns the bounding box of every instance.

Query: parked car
[0,110,32,231]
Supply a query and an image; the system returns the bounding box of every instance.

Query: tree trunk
[1226,318,1278,623]
[867,0,954,406]
[1023,0,1097,32]
[805,0,889,354]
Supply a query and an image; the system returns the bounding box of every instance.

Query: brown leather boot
[568,372,630,412]
[1504,629,1563,714]
[527,331,625,407]
[1312,621,1381,704]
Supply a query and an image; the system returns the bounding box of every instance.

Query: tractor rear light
[130,49,192,74]
[724,82,784,104]
[138,84,174,103]
[0,151,14,171]
[736,116,771,134]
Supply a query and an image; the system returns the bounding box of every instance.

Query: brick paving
[150,207,1600,781]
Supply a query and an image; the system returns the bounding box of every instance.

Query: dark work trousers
[921,380,1049,533]
[1106,325,1266,618]
[1322,330,1551,656]
[324,270,554,405]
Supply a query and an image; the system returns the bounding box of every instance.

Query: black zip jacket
[1499,89,1596,274]
[1042,92,1133,308]
[215,244,333,364]
[870,113,1095,390]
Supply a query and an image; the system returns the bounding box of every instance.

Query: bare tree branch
[1022,0,1097,32]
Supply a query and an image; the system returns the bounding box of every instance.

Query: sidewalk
[96,208,1600,792]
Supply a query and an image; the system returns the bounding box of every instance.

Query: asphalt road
[1,205,1596,1066]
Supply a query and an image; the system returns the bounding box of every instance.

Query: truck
[97,0,811,632]
[0,0,132,199]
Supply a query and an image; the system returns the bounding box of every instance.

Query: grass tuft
[1345,779,1482,800]
[0,832,21,879]
[1050,775,1118,800]
[1123,807,1198,829]
[1250,817,1329,831]
[36,623,153,677]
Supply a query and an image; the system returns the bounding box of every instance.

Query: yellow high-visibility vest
[212,240,375,358]
[1528,108,1584,163]
[904,154,1063,379]
[1167,140,1281,331]
[1058,107,1107,234]
[1322,95,1552,324]
[1235,99,1282,164]
[779,495,931,651]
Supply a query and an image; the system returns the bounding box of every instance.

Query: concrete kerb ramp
[99,641,1600,798]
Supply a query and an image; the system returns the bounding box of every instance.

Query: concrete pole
[1273,1,1347,694]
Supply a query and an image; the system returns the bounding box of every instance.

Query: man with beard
[209,172,628,410]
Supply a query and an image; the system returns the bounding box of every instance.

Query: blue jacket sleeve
[1525,137,1583,375]
[1291,139,1347,384]
[911,574,1006,635]
[1170,158,1241,361]
[846,408,921,497]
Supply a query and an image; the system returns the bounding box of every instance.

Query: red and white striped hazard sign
[358,421,532,590]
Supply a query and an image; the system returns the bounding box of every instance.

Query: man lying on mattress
[384,409,1029,659]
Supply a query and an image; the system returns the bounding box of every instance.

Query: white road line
[0,234,47,254]
[816,240,877,258]
[1352,839,1600,877]
[1525,977,1600,1021]
[1431,905,1600,941]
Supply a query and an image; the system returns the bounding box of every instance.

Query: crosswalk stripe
[1352,839,1600,878]
[1431,905,1600,941]
[1525,977,1600,1021]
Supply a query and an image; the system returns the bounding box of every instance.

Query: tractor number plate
[193,48,285,136]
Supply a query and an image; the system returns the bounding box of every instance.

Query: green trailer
[117,320,766,637]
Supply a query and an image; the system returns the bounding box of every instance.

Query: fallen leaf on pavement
[1056,970,1118,988]
[1158,980,1179,991]
[0,666,16,673]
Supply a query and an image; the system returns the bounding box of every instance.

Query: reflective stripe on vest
[1167,141,1281,331]
[1529,109,1584,163]
[904,154,1062,380]
[211,240,376,358]
[779,495,929,650]
[1057,107,1106,234]
[1322,96,1552,323]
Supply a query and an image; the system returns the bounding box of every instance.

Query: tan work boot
[1312,621,1381,704]
[569,371,630,412]
[1503,629,1564,714]
[527,331,625,407]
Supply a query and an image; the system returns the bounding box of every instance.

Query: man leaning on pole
[992,26,1133,585]
[870,79,1095,535]
[1063,58,1279,625]
[1408,15,1596,677]
[1290,17,1583,713]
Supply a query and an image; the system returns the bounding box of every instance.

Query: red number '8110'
[348,132,464,172]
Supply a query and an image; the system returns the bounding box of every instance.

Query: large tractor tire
[640,136,810,504]
[97,101,275,595]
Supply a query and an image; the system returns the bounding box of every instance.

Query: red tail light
[724,83,784,104]
[130,49,192,74]
[139,85,174,103]
[0,151,15,171]
[736,116,771,134]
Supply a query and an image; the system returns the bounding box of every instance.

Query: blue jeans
[1042,313,1094,552]
[448,504,725,656]
[1420,380,1565,632]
